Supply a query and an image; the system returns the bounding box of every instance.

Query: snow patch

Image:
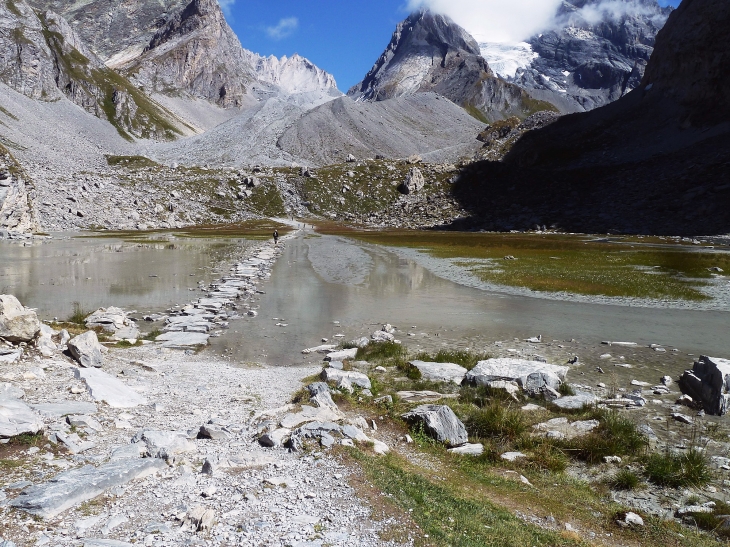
[479,42,538,79]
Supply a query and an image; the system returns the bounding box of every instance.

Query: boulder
[0,397,44,438]
[409,360,467,384]
[307,382,338,410]
[10,458,165,518]
[678,355,730,415]
[465,358,568,395]
[67,331,103,368]
[398,167,425,194]
[532,418,599,440]
[85,307,127,332]
[74,368,147,408]
[259,428,291,448]
[371,330,395,342]
[0,295,40,343]
[401,405,468,447]
[0,347,21,363]
[449,443,484,456]
[321,368,371,389]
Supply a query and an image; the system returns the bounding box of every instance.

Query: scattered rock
[0,294,41,343]
[500,451,527,462]
[321,368,371,390]
[551,392,598,410]
[74,368,147,408]
[67,331,104,368]
[401,405,468,447]
[408,360,467,384]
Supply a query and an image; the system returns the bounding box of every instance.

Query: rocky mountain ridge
[509,0,672,112]
[451,0,730,236]
[348,10,556,122]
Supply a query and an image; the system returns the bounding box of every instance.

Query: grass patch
[356,341,407,362]
[142,329,162,341]
[683,501,730,539]
[644,448,712,488]
[349,449,583,547]
[567,410,647,463]
[105,155,159,168]
[115,340,142,348]
[466,402,528,443]
[315,228,729,301]
[66,302,89,325]
[609,468,642,490]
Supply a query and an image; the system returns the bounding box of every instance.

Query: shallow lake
[1,230,728,369]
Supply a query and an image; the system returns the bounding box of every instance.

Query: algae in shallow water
[316,229,728,301]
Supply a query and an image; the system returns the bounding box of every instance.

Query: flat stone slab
[0,348,21,363]
[551,392,598,410]
[155,331,209,348]
[396,391,447,403]
[139,430,196,459]
[280,405,342,429]
[325,348,358,361]
[0,397,44,438]
[320,368,371,389]
[10,458,166,518]
[84,541,135,547]
[532,418,599,440]
[31,401,98,417]
[301,344,337,354]
[74,368,147,408]
[449,443,484,456]
[409,360,467,384]
[0,383,24,400]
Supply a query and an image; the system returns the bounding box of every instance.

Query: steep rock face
[245,53,338,95]
[511,0,671,112]
[0,0,62,100]
[119,0,257,108]
[0,145,38,234]
[451,0,730,236]
[348,10,555,122]
[0,1,187,140]
[27,0,189,63]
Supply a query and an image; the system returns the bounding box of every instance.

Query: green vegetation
[6,0,22,16]
[356,341,407,362]
[466,401,528,443]
[609,469,642,491]
[349,450,584,547]
[105,155,160,168]
[568,410,647,464]
[682,501,730,539]
[317,228,729,301]
[0,105,19,121]
[142,329,162,341]
[66,302,89,325]
[644,448,712,488]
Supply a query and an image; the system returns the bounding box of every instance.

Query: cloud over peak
[266,17,299,40]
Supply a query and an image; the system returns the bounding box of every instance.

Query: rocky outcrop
[0,147,38,234]
[510,0,672,112]
[398,167,425,195]
[401,404,468,446]
[348,10,557,122]
[0,1,187,140]
[119,0,257,108]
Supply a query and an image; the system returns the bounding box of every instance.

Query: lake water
[1,230,728,369]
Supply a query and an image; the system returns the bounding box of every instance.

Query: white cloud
[559,0,669,26]
[217,0,235,19]
[407,0,563,43]
[266,17,299,40]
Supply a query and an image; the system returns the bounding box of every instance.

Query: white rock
[448,443,484,456]
[500,451,527,462]
[74,368,147,408]
[409,360,467,384]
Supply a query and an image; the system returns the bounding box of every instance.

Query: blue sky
[223,0,682,91]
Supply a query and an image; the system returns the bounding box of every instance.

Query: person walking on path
[273,229,279,245]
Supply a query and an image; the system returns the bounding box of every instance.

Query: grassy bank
[316,228,729,301]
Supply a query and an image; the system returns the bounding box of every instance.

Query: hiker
[273,230,279,245]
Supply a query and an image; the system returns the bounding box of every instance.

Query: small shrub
[143,329,162,341]
[568,410,647,463]
[466,402,527,443]
[355,341,406,362]
[67,302,89,325]
[609,469,641,490]
[644,448,712,488]
[460,384,518,406]
[558,383,576,396]
[685,501,730,539]
[515,439,568,473]
[338,341,358,350]
[290,388,311,405]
